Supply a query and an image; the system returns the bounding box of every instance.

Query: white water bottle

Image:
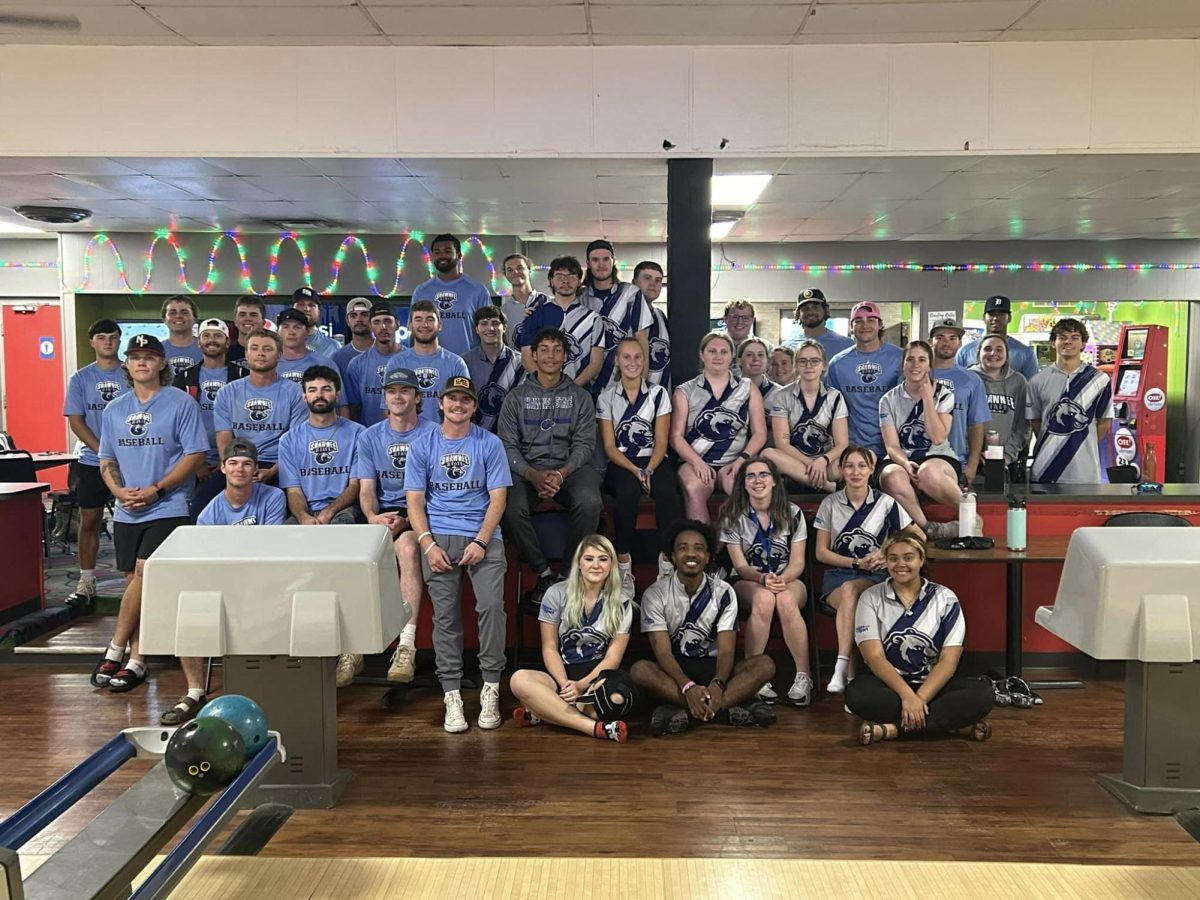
[958,491,977,538]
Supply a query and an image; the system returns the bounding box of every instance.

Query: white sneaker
[66,575,97,608]
[755,682,778,703]
[387,644,415,683]
[335,653,364,687]
[478,681,502,730]
[444,690,469,733]
[788,672,814,707]
[827,669,848,694]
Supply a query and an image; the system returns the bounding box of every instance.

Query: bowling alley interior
[2,3,1200,898]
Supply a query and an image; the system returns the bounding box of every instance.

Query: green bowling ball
[164,717,245,796]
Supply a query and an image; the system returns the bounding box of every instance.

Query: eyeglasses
[744,471,772,482]
[795,358,823,367]
[551,272,580,281]
[726,314,754,323]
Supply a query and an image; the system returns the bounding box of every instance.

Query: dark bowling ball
[165,717,246,796]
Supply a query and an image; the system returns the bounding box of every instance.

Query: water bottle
[958,490,977,538]
[1007,496,1027,551]
[1142,442,1159,485]
[983,429,1006,493]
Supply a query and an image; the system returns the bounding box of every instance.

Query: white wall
[3,41,1200,156]
[0,238,60,298]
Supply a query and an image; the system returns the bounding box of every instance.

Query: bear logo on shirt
[126,412,152,436]
[1046,398,1092,435]
[856,361,882,385]
[791,420,830,457]
[387,442,409,471]
[885,628,938,678]
[745,541,773,572]
[246,398,273,422]
[440,451,470,480]
[616,416,654,454]
[478,382,506,417]
[561,626,608,663]
[96,381,122,403]
[435,291,456,312]
[280,369,304,383]
[309,439,338,465]
[898,417,929,450]
[649,336,670,371]
[415,367,439,390]
[201,380,224,402]
[602,316,624,349]
[674,620,714,659]
[694,407,743,442]
[563,332,583,363]
[168,356,193,376]
[834,528,878,557]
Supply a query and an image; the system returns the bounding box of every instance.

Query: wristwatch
[851,559,860,570]
[739,452,751,461]
[711,678,727,691]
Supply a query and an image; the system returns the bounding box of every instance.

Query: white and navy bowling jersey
[1027,363,1114,485]
[63,362,126,467]
[720,504,807,575]
[678,374,754,467]
[538,578,634,665]
[855,579,965,684]
[588,283,652,393]
[213,377,307,464]
[520,300,604,381]
[306,330,342,359]
[278,417,364,514]
[814,489,912,560]
[596,379,671,464]
[878,381,955,461]
[770,383,847,458]
[464,345,525,432]
[277,350,338,388]
[344,344,400,425]
[164,340,203,378]
[353,418,436,512]
[98,386,208,524]
[640,573,738,659]
[197,483,287,526]
[502,291,550,350]
[826,344,903,456]
[646,304,672,390]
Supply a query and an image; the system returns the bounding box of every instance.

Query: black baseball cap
[221,438,259,464]
[797,288,827,307]
[292,286,319,303]
[369,302,395,320]
[124,333,165,356]
[382,368,420,390]
[275,308,309,327]
[440,375,477,401]
[984,295,1012,314]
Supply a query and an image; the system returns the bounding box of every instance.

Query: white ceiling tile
[591,4,806,35]
[149,6,379,37]
[1016,0,1200,30]
[521,201,600,219]
[0,157,139,175]
[110,158,233,177]
[599,202,667,221]
[0,6,179,37]
[327,176,431,201]
[1081,173,1198,200]
[756,173,863,202]
[0,174,120,201]
[998,27,1200,41]
[367,4,585,36]
[510,176,596,203]
[743,201,833,221]
[205,158,318,176]
[915,171,1045,201]
[155,176,279,201]
[795,31,1004,43]
[418,177,521,204]
[594,175,666,203]
[240,175,358,201]
[498,159,596,178]
[401,159,505,178]
[188,34,392,45]
[803,2,1031,35]
[303,158,407,176]
[833,171,951,203]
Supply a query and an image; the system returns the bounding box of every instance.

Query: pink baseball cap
[850,301,883,321]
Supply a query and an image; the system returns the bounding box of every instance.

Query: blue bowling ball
[198,694,269,758]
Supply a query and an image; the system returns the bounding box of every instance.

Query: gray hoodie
[497,372,596,478]
[970,363,1030,465]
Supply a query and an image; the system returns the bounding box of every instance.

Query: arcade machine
[1102,325,1168,484]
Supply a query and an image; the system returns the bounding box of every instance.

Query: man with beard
[356,368,435,683]
[411,233,493,358]
[929,318,991,483]
[162,295,203,377]
[226,295,266,370]
[786,289,852,360]
[463,305,524,433]
[275,308,340,389]
[213,328,307,486]
[500,253,549,350]
[172,318,246,515]
[826,302,903,459]
[291,286,341,357]
[382,300,469,425]
[405,376,512,733]
[579,239,651,396]
[498,328,601,610]
[631,520,776,735]
[633,260,672,390]
[519,256,604,388]
[956,295,1040,381]
[63,319,125,609]
[346,302,403,425]
[91,335,207,696]
[278,365,365,684]
[333,297,375,378]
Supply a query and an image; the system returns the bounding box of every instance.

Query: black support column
[666,158,713,389]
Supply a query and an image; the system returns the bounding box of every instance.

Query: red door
[2,303,67,489]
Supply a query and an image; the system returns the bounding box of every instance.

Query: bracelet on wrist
[417,531,432,542]
[422,541,439,556]
[470,538,488,551]
[681,680,697,694]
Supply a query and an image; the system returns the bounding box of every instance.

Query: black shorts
[674,655,718,686]
[380,507,410,541]
[73,462,112,509]
[564,661,595,682]
[113,516,190,573]
[876,453,962,483]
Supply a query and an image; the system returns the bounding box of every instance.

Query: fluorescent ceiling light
[709,219,737,240]
[0,220,48,235]
[711,174,771,207]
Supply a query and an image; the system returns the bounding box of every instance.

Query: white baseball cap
[198,317,229,337]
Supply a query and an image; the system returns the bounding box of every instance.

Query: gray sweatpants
[419,533,508,692]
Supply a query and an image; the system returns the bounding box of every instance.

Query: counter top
[0,482,49,499]
[975,484,1200,503]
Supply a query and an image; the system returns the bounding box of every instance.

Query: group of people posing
[62,233,1105,745]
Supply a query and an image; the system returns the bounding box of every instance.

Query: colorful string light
[76,231,498,295]
[0,261,57,268]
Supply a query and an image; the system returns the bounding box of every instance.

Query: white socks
[827,655,850,694]
[399,623,416,649]
[186,688,204,702]
[105,643,124,663]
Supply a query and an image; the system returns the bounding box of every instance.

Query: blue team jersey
[278,417,364,513]
[403,424,512,538]
[826,343,903,456]
[381,347,469,424]
[785,328,853,361]
[98,386,208,524]
[354,418,436,511]
[411,274,493,358]
[63,362,127,466]
[212,377,307,464]
[344,344,401,425]
[932,365,991,465]
[277,350,338,388]
[198,482,287,526]
[333,341,366,379]
[306,330,341,358]
[194,364,236,464]
[163,341,203,379]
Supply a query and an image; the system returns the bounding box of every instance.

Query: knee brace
[582,668,637,720]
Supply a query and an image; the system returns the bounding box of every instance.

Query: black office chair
[1103,512,1191,528]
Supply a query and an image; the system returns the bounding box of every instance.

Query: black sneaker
[747,700,777,727]
[520,574,559,613]
[650,704,690,736]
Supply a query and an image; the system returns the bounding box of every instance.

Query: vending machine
[1103,325,1168,481]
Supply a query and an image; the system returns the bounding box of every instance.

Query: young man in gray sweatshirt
[497,326,603,611]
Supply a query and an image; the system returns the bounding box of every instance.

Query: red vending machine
[1105,325,1168,481]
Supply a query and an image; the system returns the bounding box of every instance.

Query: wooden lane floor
[2,664,1198,866]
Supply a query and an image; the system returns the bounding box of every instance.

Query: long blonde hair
[560,534,626,635]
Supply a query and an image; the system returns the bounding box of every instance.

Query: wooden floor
[2,663,1199,866]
